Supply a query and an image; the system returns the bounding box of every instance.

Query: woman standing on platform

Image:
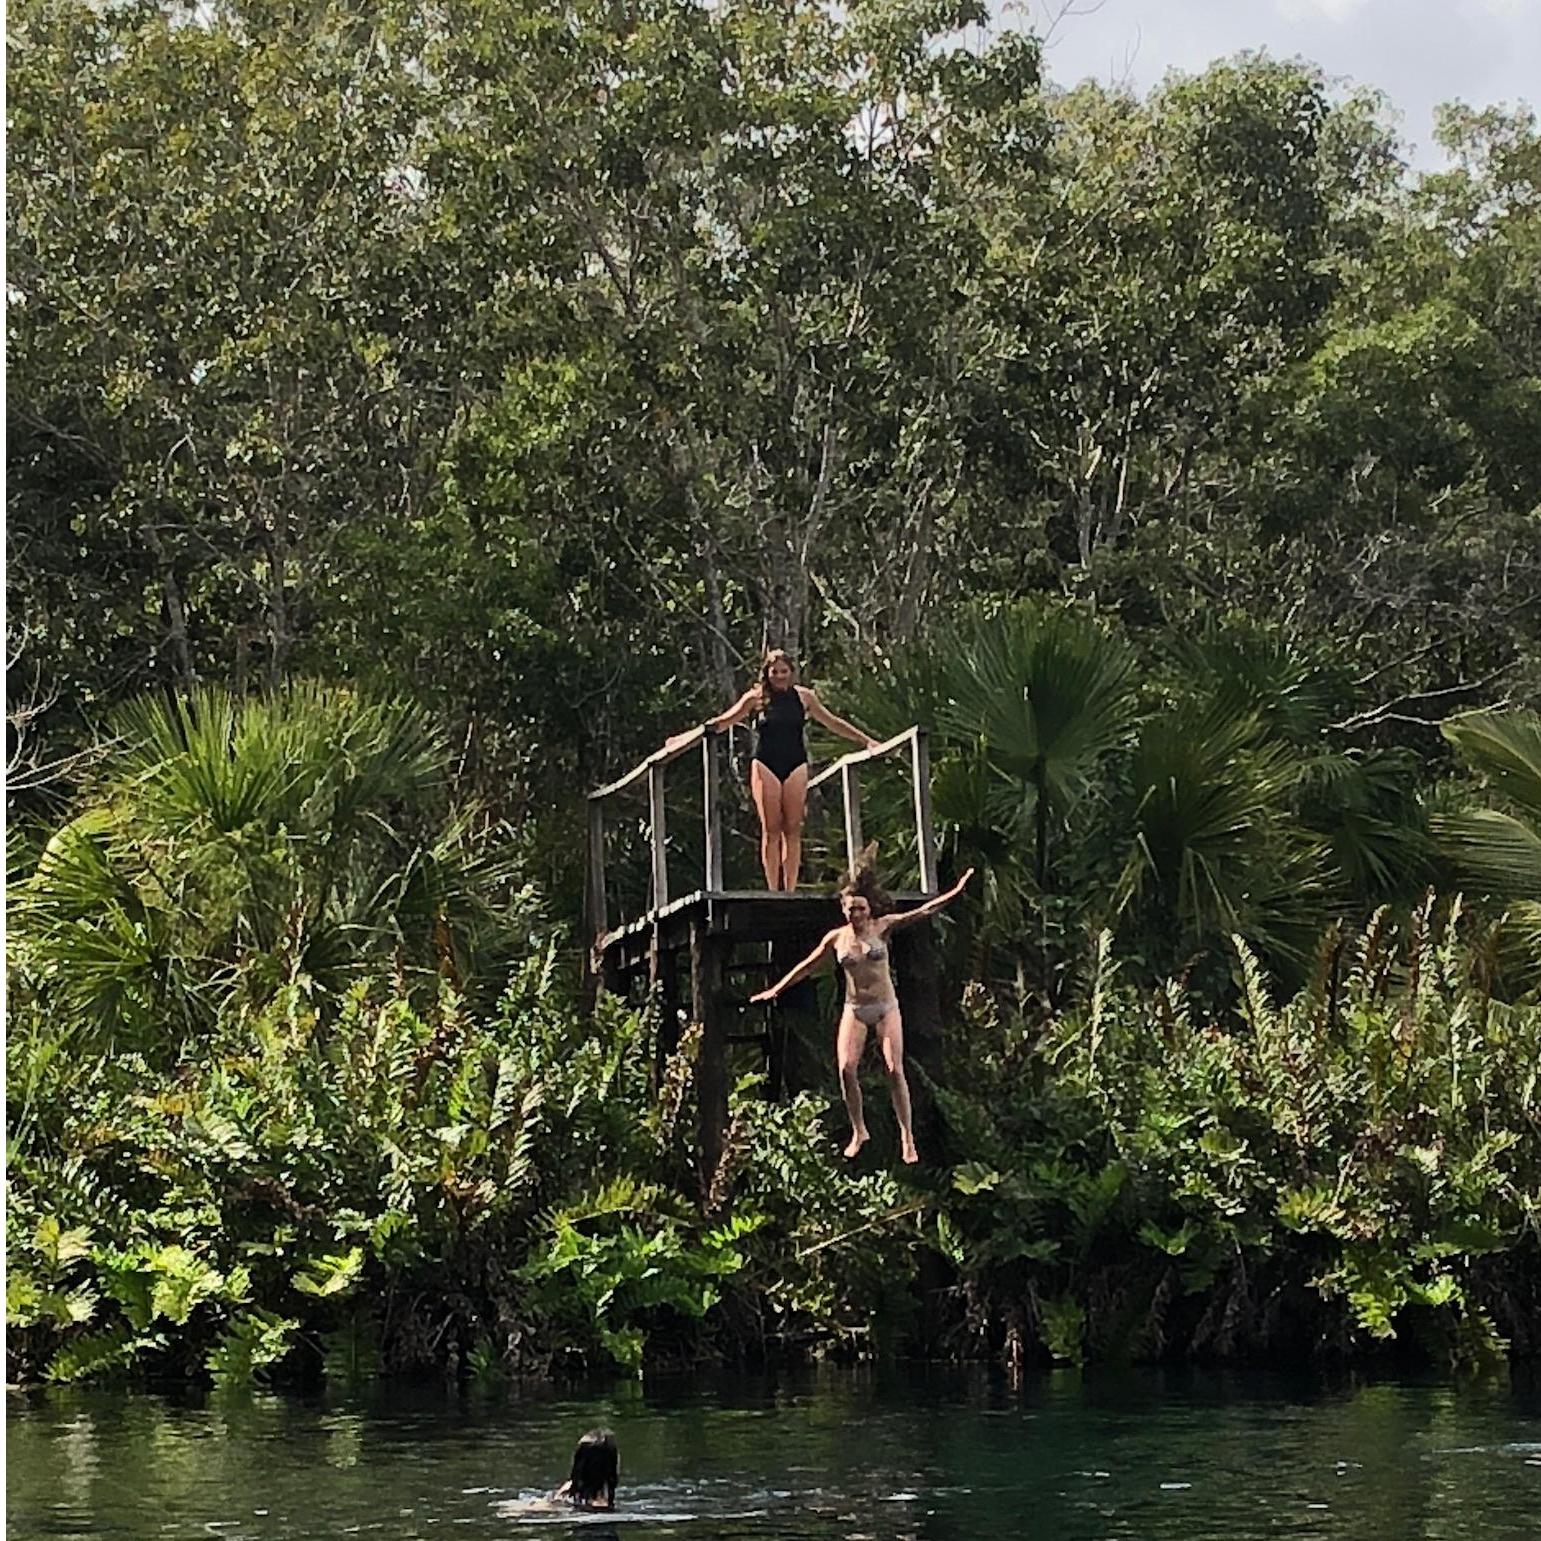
[750,862,974,1163]
[667,650,877,891]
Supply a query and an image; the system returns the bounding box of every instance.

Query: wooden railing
[807,725,938,894]
[587,725,722,942]
[586,722,937,943]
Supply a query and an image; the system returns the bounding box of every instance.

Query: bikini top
[836,934,888,971]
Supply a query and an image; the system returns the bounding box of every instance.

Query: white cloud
[1274,0,1373,21]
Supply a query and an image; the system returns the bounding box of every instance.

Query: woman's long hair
[566,1428,618,1509]
[838,843,891,916]
[755,648,796,711]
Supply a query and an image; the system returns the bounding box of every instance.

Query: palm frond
[1172,625,1337,743]
[1432,811,1541,900]
[1441,710,1541,824]
[941,602,1138,806]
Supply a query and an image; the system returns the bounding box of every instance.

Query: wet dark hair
[566,1428,618,1509]
[838,847,891,916]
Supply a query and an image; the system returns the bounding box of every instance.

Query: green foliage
[7,0,1541,1390]
[8,682,537,1057]
[7,931,901,1384]
[519,1182,759,1374]
[1435,710,1541,989]
[845,605,1444,996]
[937,603,1138,886]
[207,1311,299,1388]
[8,886,1538,1384]
[1037,1296,1087,1367]
[934,904,1541,1369]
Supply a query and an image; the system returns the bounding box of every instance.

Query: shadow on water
[8,1365,1541,1540]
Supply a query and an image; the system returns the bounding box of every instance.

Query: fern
[207,1310,296,1387]
[45,1326,153,1384]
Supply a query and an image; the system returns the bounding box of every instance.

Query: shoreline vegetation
[7,0,1540,1390]
[8,895,1541,1388]
[8,694,1539,1386]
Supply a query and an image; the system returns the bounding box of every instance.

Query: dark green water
[8,1368,1540,1539]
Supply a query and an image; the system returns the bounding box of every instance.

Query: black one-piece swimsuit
[753,688,808,781]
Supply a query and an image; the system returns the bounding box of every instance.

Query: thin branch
[1332,672,1515,734]
[795,1199,930,1259]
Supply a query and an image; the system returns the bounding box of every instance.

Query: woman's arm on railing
[800,687,878,749]
[665,688,758,752]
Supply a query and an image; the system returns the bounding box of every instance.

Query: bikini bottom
[846,997,898,1027]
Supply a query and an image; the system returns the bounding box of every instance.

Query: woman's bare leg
[780,763,810,891]
[749,761,785,889]
[836,1008,870,1157]
[875,1006,918,1163]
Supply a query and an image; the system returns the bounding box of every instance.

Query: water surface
[8,1366,1540,1538]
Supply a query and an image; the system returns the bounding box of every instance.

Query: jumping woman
[751,863,974,1163]
[667,650,876,891]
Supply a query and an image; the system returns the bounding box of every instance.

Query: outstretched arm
[665,688,758,751]
[750,930,838,1002]
[800,687,878,749]
[883,867,975,933]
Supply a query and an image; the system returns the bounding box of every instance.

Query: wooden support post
[840,761,863,875]
[896,921,943,1071]
[601,951,626,999]
[586,798,607,943]
[911,727,938,894]
[702,731,723,891]
[649,924,681,1086]
[648,761,669,910]
[692,920,728,1195]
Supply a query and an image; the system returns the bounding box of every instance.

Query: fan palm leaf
[1435,710,1541,906]
[1170,626,1338,744]
[10,682,518,1056]
[1295,748,1434,902]
[1440,709,1541,826]
[940,602,1138,884]
[1119,699,1328,964]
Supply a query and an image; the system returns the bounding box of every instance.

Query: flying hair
[837,841,891,915]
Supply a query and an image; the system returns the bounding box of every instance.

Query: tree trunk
[140,524,196,688]
[262,516,291,687]
[699,525,736,702]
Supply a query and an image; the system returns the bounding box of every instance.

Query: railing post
[648,761,669,909]
[702,730,723,892]
[840,761,863,876]
[587,798,607,941]
[911,727,938,894]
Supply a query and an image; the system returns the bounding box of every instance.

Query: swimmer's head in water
[566,1428,618,1510]
[758,648,796,703]
[838,852,890,919]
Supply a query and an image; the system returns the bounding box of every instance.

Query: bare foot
[900,1137,920,1164]
[843,1129,870,1159]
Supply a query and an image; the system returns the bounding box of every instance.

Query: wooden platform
[596,888,930,979]
[585,723,944,1192]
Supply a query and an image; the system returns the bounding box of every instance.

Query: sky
[1011,0,1540,167]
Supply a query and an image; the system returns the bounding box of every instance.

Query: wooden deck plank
[596,888,929,962]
